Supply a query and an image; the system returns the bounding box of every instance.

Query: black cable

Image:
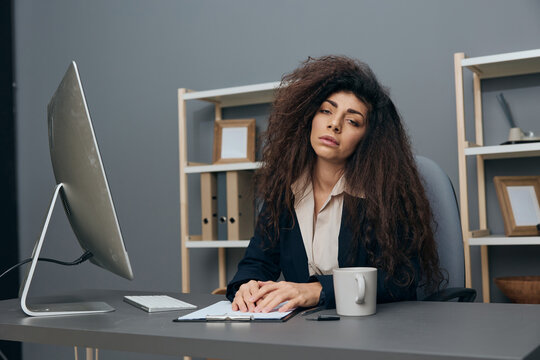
[0,250,93,280]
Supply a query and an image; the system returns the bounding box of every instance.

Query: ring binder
[173,300,298,322]
[205,314,253,321]
[226,171,254,240]
[201,173,218,240]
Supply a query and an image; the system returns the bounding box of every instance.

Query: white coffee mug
[333,267,377,316]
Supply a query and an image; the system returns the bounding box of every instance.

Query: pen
[300,306,323,317]
[306,315,340,321]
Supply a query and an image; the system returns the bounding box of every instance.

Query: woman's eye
[348,118,366,127]
[320,109,331,114]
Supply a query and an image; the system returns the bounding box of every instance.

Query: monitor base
[24,301,115,317]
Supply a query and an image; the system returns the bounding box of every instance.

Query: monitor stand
[19,183,115,317]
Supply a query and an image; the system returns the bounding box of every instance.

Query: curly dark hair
[255,55,445,292]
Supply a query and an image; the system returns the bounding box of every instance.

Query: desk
[0,289,539,360]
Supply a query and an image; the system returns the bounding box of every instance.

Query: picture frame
[213,119,256,164]
[494,176,540,236]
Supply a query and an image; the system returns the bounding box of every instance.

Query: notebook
[174,300,297,322]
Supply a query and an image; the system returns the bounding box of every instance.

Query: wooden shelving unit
[184,162,262,174]
[178,82,278,292]
[185,240,251,249]
[461,49,540,79]
[454,49,540,302]
[468,236,540,246]
[183,81,279,106]
[464,142,540,159]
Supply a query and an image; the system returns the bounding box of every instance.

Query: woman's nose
[327,118,341,132]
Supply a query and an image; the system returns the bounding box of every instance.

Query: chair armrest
[422,287,477,302]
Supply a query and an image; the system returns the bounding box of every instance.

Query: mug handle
[355,273,365,304]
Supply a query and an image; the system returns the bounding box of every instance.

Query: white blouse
[291,173,348,276]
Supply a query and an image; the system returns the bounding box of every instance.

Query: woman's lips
[319,135,339,146]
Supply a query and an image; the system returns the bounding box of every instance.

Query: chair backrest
[414,156,464,299]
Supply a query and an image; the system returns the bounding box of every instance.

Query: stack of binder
[200,171,254,240]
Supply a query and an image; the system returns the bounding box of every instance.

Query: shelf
[464,142,540,159]
[184,162,262,174]
[461,48,540,79]
[469,236,540,246]
[183,81,280,107]
[179,80,278,293]
[186,240,250,248]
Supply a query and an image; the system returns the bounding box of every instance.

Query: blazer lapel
[338,205,351,267]
[281,211,310,281]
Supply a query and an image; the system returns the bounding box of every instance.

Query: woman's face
[310,91,368,166]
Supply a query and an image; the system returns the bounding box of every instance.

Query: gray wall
[13,0,540,359]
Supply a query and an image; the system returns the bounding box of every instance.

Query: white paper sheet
[221,127,248,159]
[176,300,292,321]
[507,186,540,226]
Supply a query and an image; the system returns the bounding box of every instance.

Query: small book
[174,300,297,322]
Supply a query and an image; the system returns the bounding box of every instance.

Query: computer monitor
[20,61,133,316]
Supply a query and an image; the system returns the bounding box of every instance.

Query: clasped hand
[231,280,322,313]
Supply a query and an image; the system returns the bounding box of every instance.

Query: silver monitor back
[47,61,133,280]
[20,61,133,316]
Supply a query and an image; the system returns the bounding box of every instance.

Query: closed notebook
[174,300,297,322]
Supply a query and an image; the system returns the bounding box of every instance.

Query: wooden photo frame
[494,176,540,236]
[213,119,256,164]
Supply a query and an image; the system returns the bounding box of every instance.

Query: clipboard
[173,300,299,322]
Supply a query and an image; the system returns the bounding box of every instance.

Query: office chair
[212,287,227,295]
[414,156,476,302]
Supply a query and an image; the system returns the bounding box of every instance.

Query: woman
[226,55,445,313]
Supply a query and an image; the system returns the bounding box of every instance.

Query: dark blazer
[226,200,419,308]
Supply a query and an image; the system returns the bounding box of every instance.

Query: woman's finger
[252,289,277,312]
[254,285,289,312]
[245,281,261,311]
[233,295,248,312]
[259,292,287,313]
[278,299,297,312]
[248,281,261,295]
[243,292,256,312]
[251,282,280,302]
[232,281,258,312]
